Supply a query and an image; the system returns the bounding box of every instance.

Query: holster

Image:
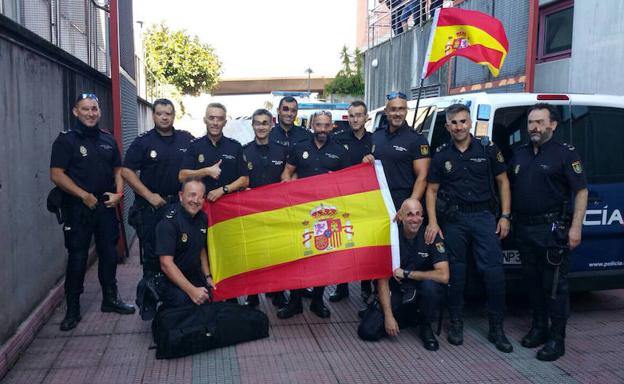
[546,220,570,265]
[128,202,147,239]
[436,190,459,223]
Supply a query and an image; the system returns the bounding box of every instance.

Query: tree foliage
[143,22,221,96]
[324,46,364,96]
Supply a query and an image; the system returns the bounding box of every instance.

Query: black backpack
[152,302,269,359]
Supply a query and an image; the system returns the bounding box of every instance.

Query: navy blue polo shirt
[399,225,448,271]
[123,127,194,200]
[287,137,349,178]
[155,203,208,286]
[269,123,312,148]
[428,136,507,204]
[50,122,121,196]
[243,141,288,188]
[509,139,587,215]
[181,135,248,191]
[333,129,373,166]
[371,123,430,192]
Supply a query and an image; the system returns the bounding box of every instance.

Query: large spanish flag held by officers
[422,7,509,78]
[204,162,400,300]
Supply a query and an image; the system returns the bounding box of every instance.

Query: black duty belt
[457,200,491,213]
[514,212,561,225]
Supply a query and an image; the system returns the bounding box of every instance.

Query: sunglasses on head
[76,93,99,103]
[386,91,407,100]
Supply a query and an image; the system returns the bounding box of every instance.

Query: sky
[133,0,358,79]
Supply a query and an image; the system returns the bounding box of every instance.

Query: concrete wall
[567,0,624,95]
[534,58,570,93]
[0,15,112,344]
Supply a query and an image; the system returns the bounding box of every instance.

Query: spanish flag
[422,7,509,78]
[204,162,399,300]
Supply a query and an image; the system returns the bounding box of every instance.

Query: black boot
[60,296,81,331]
[329,283,349,302]
[277,294,303,319]
[447,318,464,346]
[271,291,287,308]
[101,285,136,314]
[537,319,566,361]
[521,315,549,348]
[488,318,513,353]
[419,322,439,351]
[310,299,331,318]
[245,294,259,307]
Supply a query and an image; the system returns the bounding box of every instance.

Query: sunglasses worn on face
[386,91,407,100]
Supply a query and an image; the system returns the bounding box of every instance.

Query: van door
[568,105,624,279]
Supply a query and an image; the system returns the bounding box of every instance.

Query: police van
[369,92,624,292]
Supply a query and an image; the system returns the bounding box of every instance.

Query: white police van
[370,92,624,292]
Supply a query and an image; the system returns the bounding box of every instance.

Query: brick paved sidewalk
[3,241,624,384]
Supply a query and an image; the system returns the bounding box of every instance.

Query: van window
[492,105,570,163]
[570,106,624,184]
[429,110,450,152]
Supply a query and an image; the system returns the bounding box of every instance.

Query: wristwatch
[222,185,229,194]
[500,213,512,221]
[403,269,411,279]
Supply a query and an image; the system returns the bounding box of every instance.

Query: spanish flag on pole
[204,162,399,300]
[422,7,509,78]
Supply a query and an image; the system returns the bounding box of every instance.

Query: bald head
[399,198,424,236]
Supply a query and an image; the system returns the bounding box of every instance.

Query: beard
[314,132,327,143]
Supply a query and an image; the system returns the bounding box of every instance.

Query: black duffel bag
[152,302,269,359]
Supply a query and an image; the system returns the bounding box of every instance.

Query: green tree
[143,22,221,96]
[324,46,364,96]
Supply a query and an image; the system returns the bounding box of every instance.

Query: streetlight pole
[305,67,313,94]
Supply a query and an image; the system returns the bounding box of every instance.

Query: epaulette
[436,143,449,153]
[137,130,148,137]
[99,128,112,135]
[164,207,178,219]
[562,142,575,151]
[60,129,70,134]
[190,136,203,144]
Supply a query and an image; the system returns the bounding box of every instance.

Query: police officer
[50,93,135,331]
[375,198,449,351]
[364,91,430,210]
[330,100,374,302]
[122,99,194,275]
[269,96,312,148]
[278,111,350,319]
[242,108,289,308]
[425,103,513,353]
[179,102,249,201]
[509,103,588,361]
[155,177,214,308]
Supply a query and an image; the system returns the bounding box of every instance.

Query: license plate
[503,249,521,265]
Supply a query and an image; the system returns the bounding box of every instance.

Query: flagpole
[412,8,440,133]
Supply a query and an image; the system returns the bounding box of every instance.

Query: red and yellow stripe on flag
[422,7,509,78]
[204,162,399,300]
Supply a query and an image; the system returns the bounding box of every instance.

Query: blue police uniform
[181,135,249,191]
[390,227,447,326]
[509,139,587,358]
[243,141,288,188]
[50,120,134,330]
[278,137,349,318]
[269,123,312,148]
[123,127,194,273]
[428,136,508,323]
[155,202,208,308]
[372,123,430,209]
[333,129,373,167]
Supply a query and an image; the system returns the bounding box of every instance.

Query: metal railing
[1,0,110,75]
[367,0,447,48]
